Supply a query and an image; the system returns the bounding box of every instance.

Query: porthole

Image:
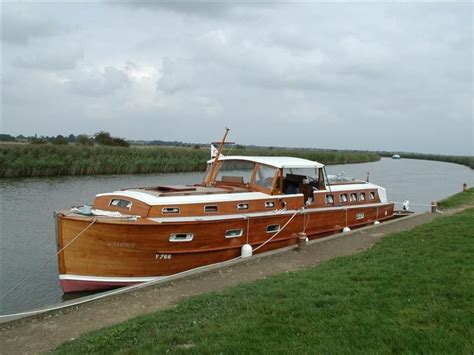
[350,193,357,202]
[340,194,348,203]
[110,199,132,209]
[237,203,249,210]
[369,192,376,200]
[265,201,275,209]
[325,194,334,204]
[266,224,280,233]
[169,233,193,242]
[359,192,366,201]
[225,229,243,238]
[162,207,180,214]
[204,205,218,213]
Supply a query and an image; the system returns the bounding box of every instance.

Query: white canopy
[207,155,324,169]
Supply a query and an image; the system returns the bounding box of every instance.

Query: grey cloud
[67,67,130,97]
[2,4,66,44]
[13,46,83,71]
[158,58,197,93]
[117,0,275,18]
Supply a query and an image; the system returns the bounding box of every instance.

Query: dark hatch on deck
[153,185,197,192]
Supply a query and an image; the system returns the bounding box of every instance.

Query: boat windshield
[255,164,278,189]
[214,160,255,184]
[283,167,317,180]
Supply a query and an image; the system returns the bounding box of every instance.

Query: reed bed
[0,144,380,178]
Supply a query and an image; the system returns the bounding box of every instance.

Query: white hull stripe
[59,274,163,283]
[97,191,303,206]
[148,202,393,223]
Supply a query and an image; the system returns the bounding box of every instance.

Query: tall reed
[0,144,380,178]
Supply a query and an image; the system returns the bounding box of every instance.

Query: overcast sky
[1,1,472,155]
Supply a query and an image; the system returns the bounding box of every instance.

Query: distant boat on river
[392,154,401,159]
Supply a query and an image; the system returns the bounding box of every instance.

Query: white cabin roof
[207,155,324,169]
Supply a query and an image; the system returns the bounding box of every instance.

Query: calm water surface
[1,158,472,315]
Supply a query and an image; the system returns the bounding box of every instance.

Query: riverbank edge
[1,202,470,354]
[378,151,474,169]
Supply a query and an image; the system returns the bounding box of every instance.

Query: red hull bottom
[60,279,142,293]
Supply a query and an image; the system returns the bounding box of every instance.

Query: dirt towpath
[0,211,456,354]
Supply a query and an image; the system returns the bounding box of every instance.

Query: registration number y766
[155,253,172,260]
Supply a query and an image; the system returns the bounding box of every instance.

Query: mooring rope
[0,218,97,303]
[253,208,303,253]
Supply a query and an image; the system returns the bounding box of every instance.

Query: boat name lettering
[107,241,136,248]
[155,253,172,260]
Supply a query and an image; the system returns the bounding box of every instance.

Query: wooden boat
[55,130,394,292]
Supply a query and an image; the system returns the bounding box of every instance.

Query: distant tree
[94,131,129,147]
[52,135,69,145]
[236,144,245,150]
[76,134,94,146]
[110,137,130,147]
[94,131,113,145]
[0,134,16,142]
[68,134,76,143]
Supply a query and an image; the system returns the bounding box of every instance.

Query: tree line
[0,131,129,147]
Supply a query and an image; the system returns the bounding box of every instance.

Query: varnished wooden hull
[56,202,394,292]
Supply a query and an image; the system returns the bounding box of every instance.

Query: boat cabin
[204,156,326,201]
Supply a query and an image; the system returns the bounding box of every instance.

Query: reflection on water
[0,159,472,315]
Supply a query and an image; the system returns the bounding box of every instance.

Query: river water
[1,158,472,315]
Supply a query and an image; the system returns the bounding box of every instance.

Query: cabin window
[266,224,281,233]
[340,194,348,203]
[359,192,366,201]
[225,229,243,238]
[255,164,277,189]
[162,207,180,214]
[204,205,218,213]
[215,160,255,184]
[237,203,249,210]
[265,201,275,208]
[325,194,334,204]
[109,199,132,209]
[369,191,376,200]
[169,233,193,242]
[350,193,357,202]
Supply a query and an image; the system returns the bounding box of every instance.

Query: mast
[205,127,230,186]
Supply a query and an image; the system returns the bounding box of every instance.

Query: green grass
[378,151,474,169]
[54,208,474,354]
[0,144,380,178]
[438,188,474,209]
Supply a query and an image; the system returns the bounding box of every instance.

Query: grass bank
[54,209,473,354]
[438,187,474,210]
[379,151,474,169]
[0,144,380,178]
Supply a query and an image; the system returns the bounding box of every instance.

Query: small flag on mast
[210,144,223,159]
